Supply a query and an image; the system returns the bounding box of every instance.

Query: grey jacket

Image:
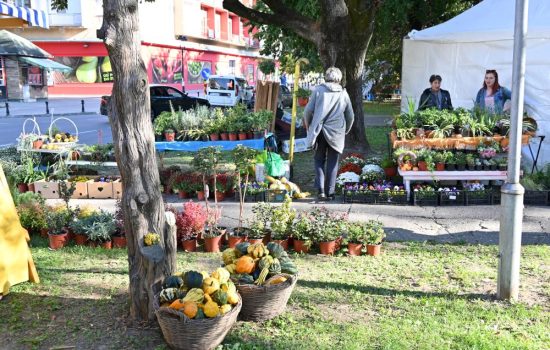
[304,83,354,154]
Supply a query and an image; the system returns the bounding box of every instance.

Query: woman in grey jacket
[303,67,354,200]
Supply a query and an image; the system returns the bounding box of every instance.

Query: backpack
[264,133,278,153]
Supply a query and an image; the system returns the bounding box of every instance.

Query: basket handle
[22,118,41,136]
[48,117,79,140]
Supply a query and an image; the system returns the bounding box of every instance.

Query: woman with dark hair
[475,69,512,114]
[418,74,453,110]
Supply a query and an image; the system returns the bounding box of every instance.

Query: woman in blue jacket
[475,69,511,114]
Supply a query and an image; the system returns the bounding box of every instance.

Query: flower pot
[209,133,219,141]
[384,167,397,177]
[298,97,309,107]
[228,235,246,248]
[164,132,175,142]
[197,191,205,201]
[475,165,483,171]
[204,235,222,252]
[247,238,264,245]
[417,161,428,171]
[101,241,112,249]
[253,130,265,139]
[456,164,466,171]
[32,139,44,149]
[113,236,127,248]
[182,238,197,252]
[74,233,88,246]
[293,240,310,254]
[220,132,229,141]
[271,239,289,250]
[17,183,29,193]
[247,132,254,139]
[48,233,68,250]
[436,163,445,171]
[238,132,248,140]
[445,164,456,171]
[366,244,381,256]
[319,240,337,255]
[228,133,238,141]
[178,191,189,199]
[40,228,48,238]
[28,183,35,192]
[215,192,225,202]
[498,164,507,171]
[347,243,363,256]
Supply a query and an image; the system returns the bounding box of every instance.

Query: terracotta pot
[436,163,446,171]
[112,236,127,248]
[204,235,222,252]
[28,183,35,192]
[209,133,219,141]
[48,233,68,250]
[74,234,88,246]
[247,132,254,139]
[367,244,382,256]
[228,133,238,141]
[253,130,265,139]
[238,132,248,140]
[247,238,264,245]
[164,132,175,142]
[197,191,205,201]
[220,132,229,141]
[319,240,337,255]
[182,238,197,252]
[17,183,28,193]
[384,167,397,177]
[33,139,44,149]
[271,239,289,250]
[348,243,363,256]
[215,192,225,202]
[293,240,311,254]
[417,161,428,171]
[228,235,246,248]
[178,191,189,199]
[40,228,48,238]
[67,228,75,242]
[298,97,309,107]
[101,241,112,249]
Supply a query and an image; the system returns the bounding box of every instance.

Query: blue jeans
[314,133,340,196]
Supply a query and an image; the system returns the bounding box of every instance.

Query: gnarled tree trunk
[98,0,176,321]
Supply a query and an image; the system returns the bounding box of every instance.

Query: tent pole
[498,0,529,301]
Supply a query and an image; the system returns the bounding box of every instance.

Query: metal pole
[45,101,49,114]
[81,99,85,113]
[5,102,9,116]
[498,0,528,301]
[289,58,309,164]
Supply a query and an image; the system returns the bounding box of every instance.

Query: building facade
[2,0,262,99]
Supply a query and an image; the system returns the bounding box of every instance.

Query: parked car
[100,84,210,119]
[205,75,254,108]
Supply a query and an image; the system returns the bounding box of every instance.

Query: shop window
[26,65,43,86]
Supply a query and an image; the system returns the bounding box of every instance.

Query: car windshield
[209,78,235,91]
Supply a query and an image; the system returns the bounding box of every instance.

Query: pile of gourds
[158,268,240,319]
[222,242,298,285]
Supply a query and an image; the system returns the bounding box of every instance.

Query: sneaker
[318,193,327,200]
[326,194,336,201]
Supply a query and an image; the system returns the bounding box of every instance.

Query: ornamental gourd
[182,288,204,303]
[220,304,232,315]
[220,281,236,294]
[266,242,285,258]
[183,270,204,289]
[203,277,220,295]
[163,275,184,289]
[233,274,254,284]
[266,275,287,285]
[182,301,198,319]
[224,263,237,274]
[247,243,269,259]
[235,256,255,274]
[211,267,230,284]
[168,298,185,311]
[212,289,228,305]
[222,248,239,265]
[203,300,219,318]
[268,258,281,275]
[234,242,250,256]
[226,291,239,305]
[194,308,205,319]
[159,288,181,304]
[279,257,298,275]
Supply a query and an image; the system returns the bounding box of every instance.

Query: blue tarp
[155,138,264,152]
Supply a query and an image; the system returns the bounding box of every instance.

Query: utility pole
[498,0,529,300]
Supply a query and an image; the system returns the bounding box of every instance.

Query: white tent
[402,0,550,167]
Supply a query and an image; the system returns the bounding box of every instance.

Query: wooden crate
[33,181,59,199]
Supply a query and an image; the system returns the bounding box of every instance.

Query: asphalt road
[0,113,113,147]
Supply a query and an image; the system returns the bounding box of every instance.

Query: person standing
[418,74,453,110]
[280,72,287,87]
[303,67,354,201]
[475,69,512,114]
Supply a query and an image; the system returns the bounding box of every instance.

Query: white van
[205,75,254,107]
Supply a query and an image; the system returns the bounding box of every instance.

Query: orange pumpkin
[169,299,185,311]
[182,301,198,319]
[235,256,255,274]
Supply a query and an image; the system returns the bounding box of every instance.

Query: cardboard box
[113,179,123,199]
[67,179,89,199]
[282,138,310,154]
[87,178,114,199]
[255,161,290,183]
[33,181,59,199]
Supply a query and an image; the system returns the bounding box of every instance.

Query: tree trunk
[98,0,176,321]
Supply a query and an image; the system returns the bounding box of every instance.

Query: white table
[399,169,508,199]
[66,160,118,167]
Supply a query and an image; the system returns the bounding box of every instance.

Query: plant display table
[399,169,508,199]
[390,131,531,150]
[66,160,118,167]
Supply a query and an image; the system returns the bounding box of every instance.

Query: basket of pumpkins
[154,268,242,350]
[222,241,298,322]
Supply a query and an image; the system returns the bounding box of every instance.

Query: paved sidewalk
[46,197,550,245]
[1,97,101,118]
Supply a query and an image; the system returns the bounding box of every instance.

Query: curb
[0,112,101,119]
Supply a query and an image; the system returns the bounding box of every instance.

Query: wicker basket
[154,294,242,350]
[236,273,297,322]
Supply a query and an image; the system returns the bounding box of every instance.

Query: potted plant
[69,215,93,246]
[15,192,47,235]
[203,207,224,252]
[433,152,446,171]
[46,209,71,250]
[12,164,29,193]
[231,145,259,237]
[496,157,508,171]
[164,128,176,142]
[454,152,467,171]
[269,195,296,250]
[247,202,273,244]
[445,152,456,171]
[112,199,126,248]
[176,201,207,252]
[466,154,476,171]
[365,220,386,256]
[416,149,431,171]
[309,207,347,255]
[292,214,312,253]
[344,221,368,256]
[296,87,311,107]
[153,110,176,139]
[381,156,397,177]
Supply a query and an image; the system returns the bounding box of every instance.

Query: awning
[19,57,71,72]
[0,1,49,29]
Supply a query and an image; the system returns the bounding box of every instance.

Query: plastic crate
[266,190,289,202]
[439,190,465,206]
[413,191,439,206]
[343,190,377,204]
[234,192,266,202]
[523,190,550,205]
[376,190,409,205]
[464,190,492,205]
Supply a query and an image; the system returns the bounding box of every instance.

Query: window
[229,60,236,75]
[209,78,235,91]
[166,87,183,98]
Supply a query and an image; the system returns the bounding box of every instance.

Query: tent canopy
[0,1,49,29]
[0,29,51,58]
[402,0,550,166]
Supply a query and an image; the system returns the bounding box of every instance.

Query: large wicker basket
[236,273,298,322]
[154,294,242,350]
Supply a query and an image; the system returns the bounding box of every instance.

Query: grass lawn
[1,238,548,349]
[363,101,401,116]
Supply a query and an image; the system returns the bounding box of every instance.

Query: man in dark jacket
[418,74,453,110]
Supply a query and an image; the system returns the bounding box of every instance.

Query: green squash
[268,258,281,275]
[212,289,228,305]
[163,275,184,289]
[235,242,250,256]
[258,255,274,270]
[266,242,285,259]
[279,257,298,275]
[195,308,205,319]
[184,270,204,289]
[233,274,254,284]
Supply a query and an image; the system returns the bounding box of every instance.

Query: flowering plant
[360,164,384,184]
[337,163,362,175]
[464,182,485,191]
[177,201,207,241]
[413,184,436,192]
[270,195,296,239]
[340,155,366,169]
[305,207,348,242]
[337,171,360,185]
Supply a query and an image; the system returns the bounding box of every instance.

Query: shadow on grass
[297,279,495,302]
[38,267,129,275]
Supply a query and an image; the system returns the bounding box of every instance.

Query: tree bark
[98,0,176,321]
